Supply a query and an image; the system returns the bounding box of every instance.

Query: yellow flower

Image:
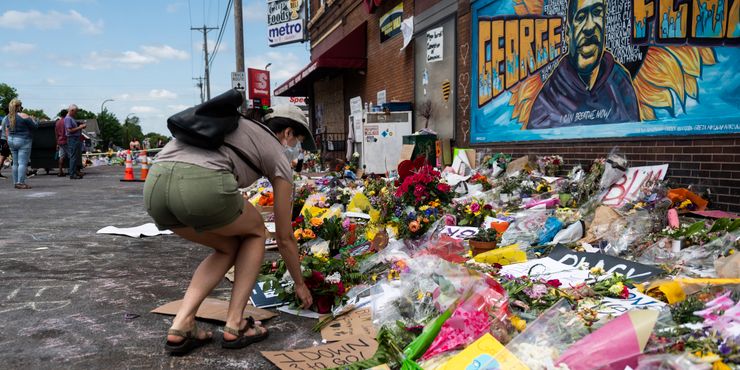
[510,316,527,332]
[419,205,430,211]
[590,266,605,276]
[294,229,303,240]
[713,361,731,370]
[368,190,376,196]
[310,217,324,227]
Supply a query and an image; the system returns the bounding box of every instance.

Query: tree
[22,109,49,120]
[0,83,19,115]
[75,108,97,120]
[121,115,144,147]
[144,132,170,148]
[97,109,123,149]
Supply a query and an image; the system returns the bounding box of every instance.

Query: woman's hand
[294,282,313,309]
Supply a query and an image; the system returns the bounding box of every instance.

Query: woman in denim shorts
[145,105,316,355]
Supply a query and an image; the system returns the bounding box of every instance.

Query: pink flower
[470,202,481,213]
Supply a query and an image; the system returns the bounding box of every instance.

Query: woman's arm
[272,176,313,309]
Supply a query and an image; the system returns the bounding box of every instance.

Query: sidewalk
[0,166,318,369]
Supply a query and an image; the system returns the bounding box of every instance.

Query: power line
[208,0,233,67]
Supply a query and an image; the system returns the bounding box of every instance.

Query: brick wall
[473,134,740,212]
[358,0,415,105]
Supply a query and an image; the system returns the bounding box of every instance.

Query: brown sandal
[164,325,212,356]
[222,316,269,349]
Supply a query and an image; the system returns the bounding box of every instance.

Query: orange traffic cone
[139,150,149,180]
[120,150,143,182]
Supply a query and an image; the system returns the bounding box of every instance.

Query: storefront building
[276,0,416,161]
[277,0,739,211]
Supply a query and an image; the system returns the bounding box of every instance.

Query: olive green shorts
[144,161,244,232]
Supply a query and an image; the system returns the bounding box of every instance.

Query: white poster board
[601,164,669,207]
[426,27,444,63]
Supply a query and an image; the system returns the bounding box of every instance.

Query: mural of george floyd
[465,0,739,212]
[470,0,739,143]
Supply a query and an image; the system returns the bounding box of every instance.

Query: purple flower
[524,284,549,299]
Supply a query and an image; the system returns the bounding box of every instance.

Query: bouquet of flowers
[395,161,452,205]
[259,252,368,314]
[538,155,564,176]
[502,275,566,316]
[448,199,495,227]
[469,172,493,191]
[392,202,443,240]
[347,152,360,173]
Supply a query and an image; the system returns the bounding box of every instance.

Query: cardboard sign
[438,333,528,370]
[151,297,277,322]
[262,336,378,370]
[602,164,668,207]
[321,308,376,342]
[441,226,479,239]
[593,289,666,317]
[548,245,664,283]
[399,144,415,162]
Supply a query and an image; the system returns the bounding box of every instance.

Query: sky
[0,0,310,135]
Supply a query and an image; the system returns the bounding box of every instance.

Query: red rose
[314,295,333,314]
[484,204,493,211]
[437,183,451,192]
[546,279,562,288]
[620,285,630,299]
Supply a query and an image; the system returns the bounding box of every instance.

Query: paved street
[0,166,320,369]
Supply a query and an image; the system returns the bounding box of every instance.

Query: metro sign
[248,68,271,108]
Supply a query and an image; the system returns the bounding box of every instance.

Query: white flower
[325,272,342,284]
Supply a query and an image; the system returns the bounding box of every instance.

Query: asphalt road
[0,166,321,369]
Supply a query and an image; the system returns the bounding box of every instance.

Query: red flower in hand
[315,295,333,314]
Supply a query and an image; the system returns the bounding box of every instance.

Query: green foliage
[97,110,123,149]
[670,295,705,325]
[75,108,97,120]
[144,132,169,147]
[0,83,18,114]
[121,116,144,146]
[22,109,49,120]
[472,227,498,242]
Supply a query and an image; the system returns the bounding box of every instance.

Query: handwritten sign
[602,164,668,207]
[593,289,666,317]
[426,27,444,63]
[441,226,479,239]
[321,308,376,342]
[262,336,378,370]
[548,245,664,283]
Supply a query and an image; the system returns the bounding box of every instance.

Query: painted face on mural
[567,0,606,76]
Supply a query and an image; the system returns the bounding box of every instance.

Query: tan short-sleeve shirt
[154,118,293,187]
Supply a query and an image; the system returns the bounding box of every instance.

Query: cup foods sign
[267,0,306,46]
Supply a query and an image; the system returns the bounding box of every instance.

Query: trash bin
[30,120,66,173]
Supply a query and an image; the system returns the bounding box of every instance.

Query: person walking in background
[0,114,8,179]
[54,109,68,177]
[64,104,86,180]
[129,137,141,152]
[2,98,39,189]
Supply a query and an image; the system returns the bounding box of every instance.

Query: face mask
[283,141,302,162]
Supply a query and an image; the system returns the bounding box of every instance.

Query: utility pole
[233,0,246,111]
[192,77,205,103]
[191,25,218,100]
